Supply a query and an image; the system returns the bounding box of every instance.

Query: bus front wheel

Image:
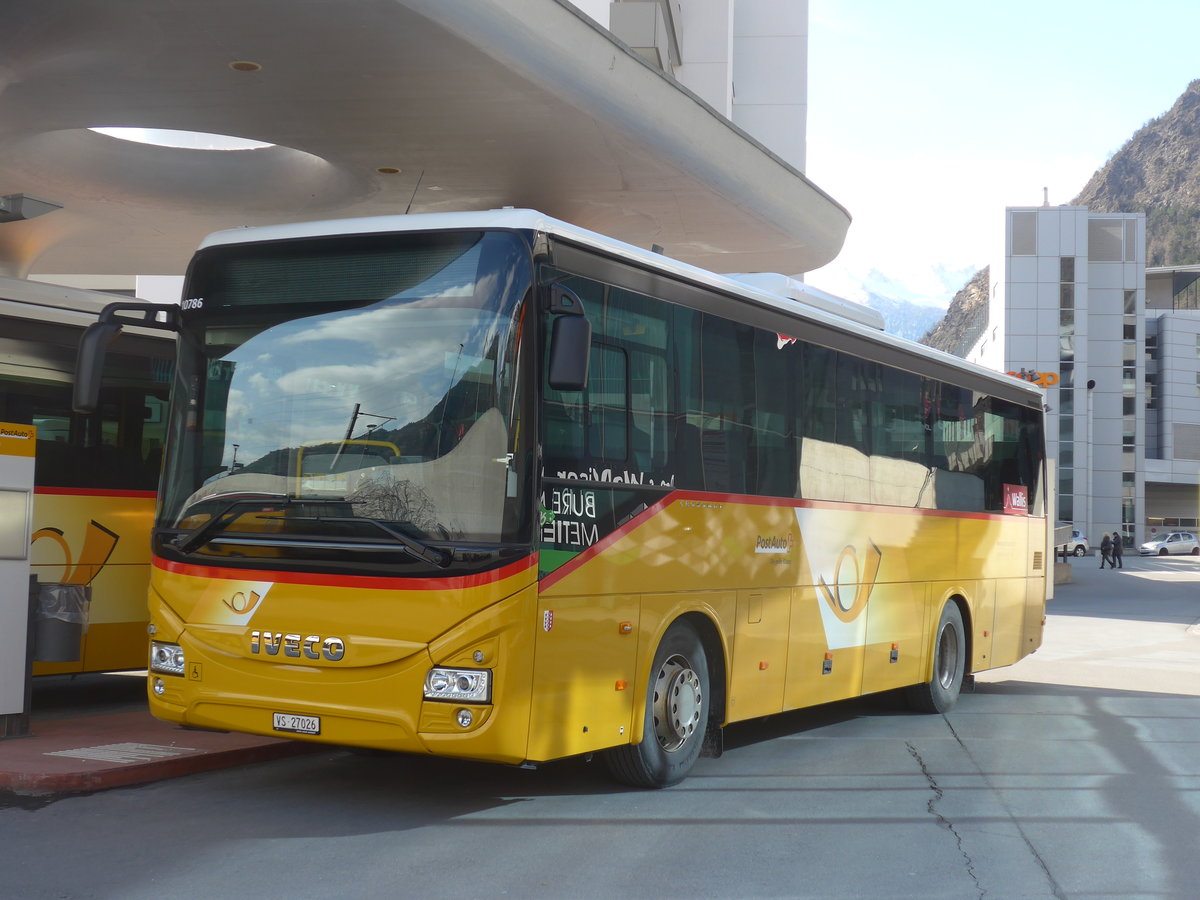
[605,620,709,788]
[905,601,965,714]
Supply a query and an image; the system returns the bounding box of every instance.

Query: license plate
[273,712,320,735]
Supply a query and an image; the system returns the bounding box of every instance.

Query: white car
[1138,532,1200,556]
[1068,529,1089,557]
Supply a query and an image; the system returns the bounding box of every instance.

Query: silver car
[1138,531,1200,556]
[1069,529,1089,557]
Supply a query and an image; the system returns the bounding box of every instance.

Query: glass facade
[1121,289,1138,545]
[1058,260,1075,524]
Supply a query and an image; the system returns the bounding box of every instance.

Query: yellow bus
[75,210,1048,787]
[0,276,173,674]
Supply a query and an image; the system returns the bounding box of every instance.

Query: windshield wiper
[172,497,452,568]
[172,496,288,553]
[356,517,451,568]
[282,515,452,567]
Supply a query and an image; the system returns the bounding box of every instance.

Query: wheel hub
[652,655,703,752]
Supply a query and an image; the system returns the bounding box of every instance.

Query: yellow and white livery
[76,210,1047,787]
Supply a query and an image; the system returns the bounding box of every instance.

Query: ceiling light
[90,128,274,151]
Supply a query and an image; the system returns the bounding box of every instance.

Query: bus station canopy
[0,0,849,280]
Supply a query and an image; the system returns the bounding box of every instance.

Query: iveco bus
[74,210,1048,786]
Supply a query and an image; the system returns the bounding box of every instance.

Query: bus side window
[586,344,629,463]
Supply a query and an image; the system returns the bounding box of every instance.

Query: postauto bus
[1,276,172,674]
[74,210,1048,787]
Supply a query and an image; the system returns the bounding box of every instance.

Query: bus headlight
[423,667,491,703]
[150,641,186,676]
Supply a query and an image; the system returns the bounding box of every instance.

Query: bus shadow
[29,671,148,720]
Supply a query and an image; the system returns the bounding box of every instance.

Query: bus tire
[605,620,709,788]
[905,601,965,714]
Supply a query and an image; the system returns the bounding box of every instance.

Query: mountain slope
[920,266,988,355]
[924,79,1200,355]
[1073,78,1200,266]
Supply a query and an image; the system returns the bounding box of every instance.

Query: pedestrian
[1100,533,1112,568]
[1111,531,1123,569]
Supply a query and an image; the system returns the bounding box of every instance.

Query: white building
[971,204,1200,549]
[1143,265,1200,534]
[587,0,810,171]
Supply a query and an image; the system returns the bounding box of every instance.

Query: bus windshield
[157,230,534,562]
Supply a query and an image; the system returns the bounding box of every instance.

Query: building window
[1173,273,1200,310]
[1058,496,1073,524]
[1060,332,1075,361]
[1060,257,1075,283]
[1089,219,1124,261]
[1012,211,1036,255]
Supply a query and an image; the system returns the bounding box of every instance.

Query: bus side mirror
[548,315,591,391]
[73,301,181,414]
[73,321,123,414]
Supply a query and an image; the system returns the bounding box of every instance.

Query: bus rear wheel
[605,620,709,788]
[905,601,965,714]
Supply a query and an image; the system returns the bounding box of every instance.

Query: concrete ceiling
[0,0,850,280]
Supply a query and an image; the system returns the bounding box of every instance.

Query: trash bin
[34,583,90,662]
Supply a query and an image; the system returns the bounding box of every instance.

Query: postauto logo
[754,533,795,554]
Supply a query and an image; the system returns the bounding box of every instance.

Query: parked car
[1068,529,1089,557]
[1138,532,1200,556]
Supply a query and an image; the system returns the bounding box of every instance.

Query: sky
[802,0,1200,309]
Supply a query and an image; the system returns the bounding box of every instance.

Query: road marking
[45,742,198,764]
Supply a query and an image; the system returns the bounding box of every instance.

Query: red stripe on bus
[153,553,537,591]
[35,487,157,499]
[538,489,1043,590]
[667,490,1033,521]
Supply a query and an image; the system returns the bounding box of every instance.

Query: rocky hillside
[1073,79,1200,266]
[919,267,988,355]
[924,79,1200,355]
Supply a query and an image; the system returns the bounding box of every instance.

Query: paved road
[2,557,1198,899]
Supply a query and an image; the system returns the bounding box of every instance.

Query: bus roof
[0,275,175,341]
[195,209,1042,404]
